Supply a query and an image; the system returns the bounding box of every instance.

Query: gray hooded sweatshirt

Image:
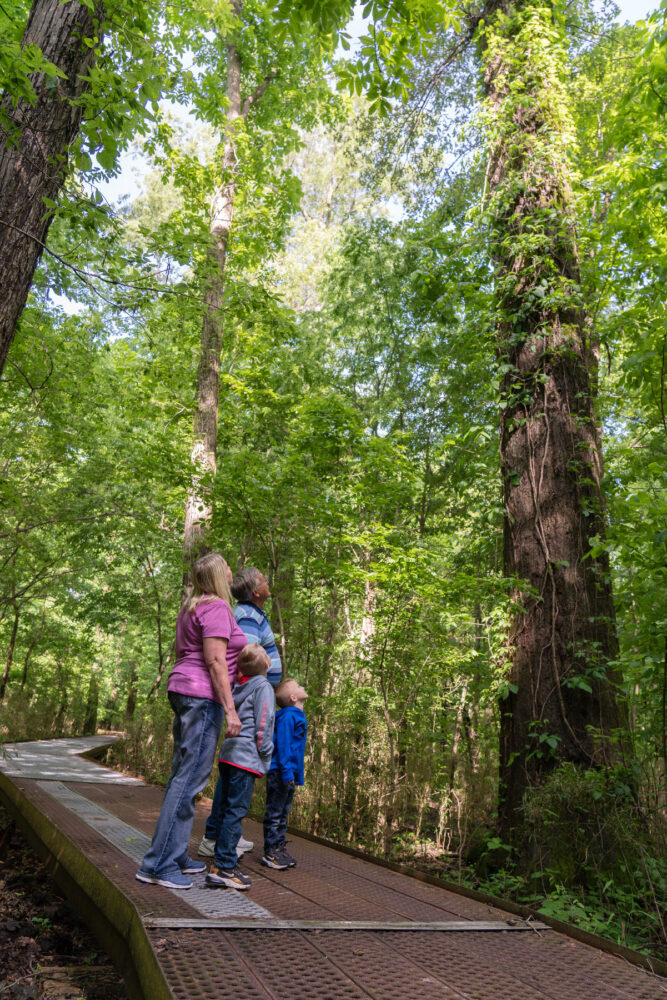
[219,674,275,776]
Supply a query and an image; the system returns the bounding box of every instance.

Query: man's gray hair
[231,566,262,604]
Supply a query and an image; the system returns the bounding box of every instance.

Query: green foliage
[0,1,63,117]
[1,0,666,964]
[522,765,666,956]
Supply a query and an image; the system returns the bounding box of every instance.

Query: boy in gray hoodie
[205,643,275,890]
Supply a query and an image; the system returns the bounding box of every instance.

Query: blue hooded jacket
[269,705,307,785]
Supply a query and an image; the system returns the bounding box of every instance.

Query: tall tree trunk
[480,1,627,840]
[0,0,105,374]
[182,1,276,566]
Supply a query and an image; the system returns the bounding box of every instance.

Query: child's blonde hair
[275,678,300,708]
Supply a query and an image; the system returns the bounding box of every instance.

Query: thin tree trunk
[146,640,175,701]
[82,667,99,735]
[125,660,139,723]
[0,600,19,701]
[662,635,666,804]
[182,0,277,565]
[54,660,68,734]
[480,1,627,840]
[0,0,105,373]
[447,681,468,793]
[20,607,45,691]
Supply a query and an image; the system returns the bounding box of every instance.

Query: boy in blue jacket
[206,643,275,891]
[262,678,308,870]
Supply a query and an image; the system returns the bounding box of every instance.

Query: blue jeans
[263,770,295,852]
[204,773,224,841]
[140,692,223,877]
[213,762,256,869]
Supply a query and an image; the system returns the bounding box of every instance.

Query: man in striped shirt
[231,568,282,689]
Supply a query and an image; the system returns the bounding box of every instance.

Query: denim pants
[263,770,295,852]
[213,762,256,869]
[204,773,224,841]
[140,692,223,877]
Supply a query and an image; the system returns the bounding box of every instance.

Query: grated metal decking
[1,737,665,1000]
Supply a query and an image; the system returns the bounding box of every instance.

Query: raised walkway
[0,736,665,1000]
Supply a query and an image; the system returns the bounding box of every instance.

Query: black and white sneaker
[261,850,290,870]
[205,864,252,890]
[280,847,297,868]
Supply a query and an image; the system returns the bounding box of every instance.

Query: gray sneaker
[198,836,215,857]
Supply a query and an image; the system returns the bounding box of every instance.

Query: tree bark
[182,0,277,567]
[0,0,105,374]
[480,1,627,840]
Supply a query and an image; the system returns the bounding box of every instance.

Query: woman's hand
[224,709,242,738]
[203,636,237,728]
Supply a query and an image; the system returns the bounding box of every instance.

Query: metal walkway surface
[1,737,665,1000]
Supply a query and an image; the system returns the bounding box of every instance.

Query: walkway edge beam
[143,916,550,931]
[280,821,667,980]
[0,770,172,1000]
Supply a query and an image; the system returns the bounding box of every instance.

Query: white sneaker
[236,835,254,855]
[198,837,215,857]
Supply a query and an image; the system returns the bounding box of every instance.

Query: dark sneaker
[281,847,297,868]
[206,864,252,890]
[261,850,290,870]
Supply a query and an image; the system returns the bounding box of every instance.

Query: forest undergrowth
[0,804,128,1000]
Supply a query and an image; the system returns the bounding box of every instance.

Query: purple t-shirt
[167,598,247,703]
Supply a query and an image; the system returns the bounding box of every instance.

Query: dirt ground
[0,805,128,1000]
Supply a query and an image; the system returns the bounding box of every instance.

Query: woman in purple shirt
[136,552,247,889]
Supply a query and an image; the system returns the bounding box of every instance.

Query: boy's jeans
[263,770,295,852]
[140,692,223,877]
[204,773,224,841]
[213,762,256,870]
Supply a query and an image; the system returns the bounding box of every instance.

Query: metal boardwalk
[1,737,665,1000]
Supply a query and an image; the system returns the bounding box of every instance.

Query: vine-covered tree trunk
[0,0,104,374]
[182,0,276,565]
[481,2,627,839]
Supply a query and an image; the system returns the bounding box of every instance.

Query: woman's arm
[203,636,241,737]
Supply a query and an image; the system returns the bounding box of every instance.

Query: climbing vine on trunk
[480,2,627,838]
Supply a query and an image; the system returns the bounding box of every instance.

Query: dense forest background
[1,0,665,960]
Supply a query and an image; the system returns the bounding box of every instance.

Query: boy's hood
[232,674,269,709]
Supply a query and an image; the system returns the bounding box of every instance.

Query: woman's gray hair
[231,567,262,604]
